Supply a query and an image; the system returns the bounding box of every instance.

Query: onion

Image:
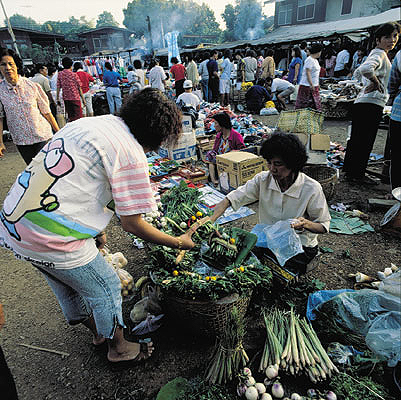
[271,382,284,398]
[237,383,247,396]
[384,267,392,276]
[307,389,317,398]
[291,394,302,400]
[245,386,259,400]
[245,376,256,387]
[180,221,187,229]
[260,394,273,400]
[326,391,337,400]
[243,367,252,376]
[266,365,279,379]
[255,383,266,394]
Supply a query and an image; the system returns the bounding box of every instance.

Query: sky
[3,0,276,28]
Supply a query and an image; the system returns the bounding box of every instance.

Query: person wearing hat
[176,80,200,111]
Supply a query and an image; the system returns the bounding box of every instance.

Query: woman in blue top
[287,47,302,85]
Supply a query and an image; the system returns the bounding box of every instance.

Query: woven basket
[163,291,252,337]
[277,108,325,135]
[303,165,338,201]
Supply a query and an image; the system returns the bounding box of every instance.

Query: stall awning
[253,7,401,46]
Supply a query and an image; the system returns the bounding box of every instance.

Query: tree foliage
[96,11,119,28]
[123,0,221,47]
[8,14,41,30]
[222,0,268,41]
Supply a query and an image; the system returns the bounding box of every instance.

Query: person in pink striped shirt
[0,88,194,363]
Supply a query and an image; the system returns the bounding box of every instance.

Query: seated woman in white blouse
[211,131,331,273]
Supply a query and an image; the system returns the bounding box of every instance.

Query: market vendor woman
[211,132,330,273]
[205,112,245,186]
[0,88,195,363]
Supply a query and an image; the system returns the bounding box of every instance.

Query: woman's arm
[210,198,230,222]
[294,63,300,83]
[291,218,326,233]
[306,69,314,90]
[43,113,59,132]
[120,213,195,249]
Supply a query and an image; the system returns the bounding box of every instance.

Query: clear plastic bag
[314,288,401,367]
[262,220,304,266]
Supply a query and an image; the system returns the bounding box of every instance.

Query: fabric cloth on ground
[328,209,374,234]
[226,171,330,247]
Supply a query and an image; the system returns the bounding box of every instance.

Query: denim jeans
[106,86,122,114]
[200,78,209,103]
[35,253,125,339]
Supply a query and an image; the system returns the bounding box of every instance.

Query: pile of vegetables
[144,182,272,301]
[259,308,339,383]
[205,307,249,385]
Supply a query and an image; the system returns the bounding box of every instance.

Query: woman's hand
[365,77,383,93]
[178,231,195,250]
[291,217,326,234]
[0,142,6,158]
[95,232,107,249]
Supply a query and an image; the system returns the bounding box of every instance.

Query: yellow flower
[205,276,210,281]
[196,211,203,217]
[173,270,179,276]
[191,215,197,221]
[229,238,236,244]
[239,266,245,272]
[211,276,217,281]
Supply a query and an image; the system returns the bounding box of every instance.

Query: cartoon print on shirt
[0,138,74,240]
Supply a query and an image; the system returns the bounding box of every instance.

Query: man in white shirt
[267,77,295,110]
[176,80,200,111]
[149,59,166,92]
[334,47,350,77]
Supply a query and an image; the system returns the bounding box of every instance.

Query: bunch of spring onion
[259,308,339,383]
[205,307,249,385]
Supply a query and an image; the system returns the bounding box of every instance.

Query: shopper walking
[207,51,220,102]
[74,62,95,117]
[198,52,210,101]
[170,57,186,97]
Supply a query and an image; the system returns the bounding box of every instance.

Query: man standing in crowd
[103,61,123,115]
[235,51,246,85]
[334,45,350,77]
[300,41,308,63]
[170,57,186,97]
[198,52,210,101]
[219,50,233,107]
[243,49,258,83]
[74,62,95,117]
[186,53,199,89]
[57,57,85,122]
[31,64,56,117]
[149,59,167,92]
[262,49,275,80]
[207,50,220,102]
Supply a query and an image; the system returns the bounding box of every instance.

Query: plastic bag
[314,289,401,367]
[131,313,164,335]
[260,107,279,116]
[251,223,269,248]
[262,220,304,266]
[327,342,363,366]
[379,270,401,298]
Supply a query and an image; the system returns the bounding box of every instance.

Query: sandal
[108,339,153,364]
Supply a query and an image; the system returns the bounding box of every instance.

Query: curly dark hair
[0,48,23,75]
[119,88,182,151]
[260,131,308,173]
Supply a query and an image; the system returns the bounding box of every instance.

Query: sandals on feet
[108,339,153,364]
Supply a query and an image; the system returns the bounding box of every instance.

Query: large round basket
[303,165,338,201]
[163,291,252,338]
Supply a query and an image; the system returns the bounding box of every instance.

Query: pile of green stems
[205,308,249,385]
[259,308,339,383]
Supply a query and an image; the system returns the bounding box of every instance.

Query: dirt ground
[0,116,400,400]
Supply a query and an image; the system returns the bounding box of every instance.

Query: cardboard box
[310,134,330,151]
[182,115,193,133]
[196,134,216,152]
[216,151,267,194]
[159,131,197,162]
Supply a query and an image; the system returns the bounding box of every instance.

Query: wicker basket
[303,165,338,201]
[163,291,252,337]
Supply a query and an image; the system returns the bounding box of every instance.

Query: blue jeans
[106,86,122,114]
[201,78,209,103]
[35,253,125,339]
